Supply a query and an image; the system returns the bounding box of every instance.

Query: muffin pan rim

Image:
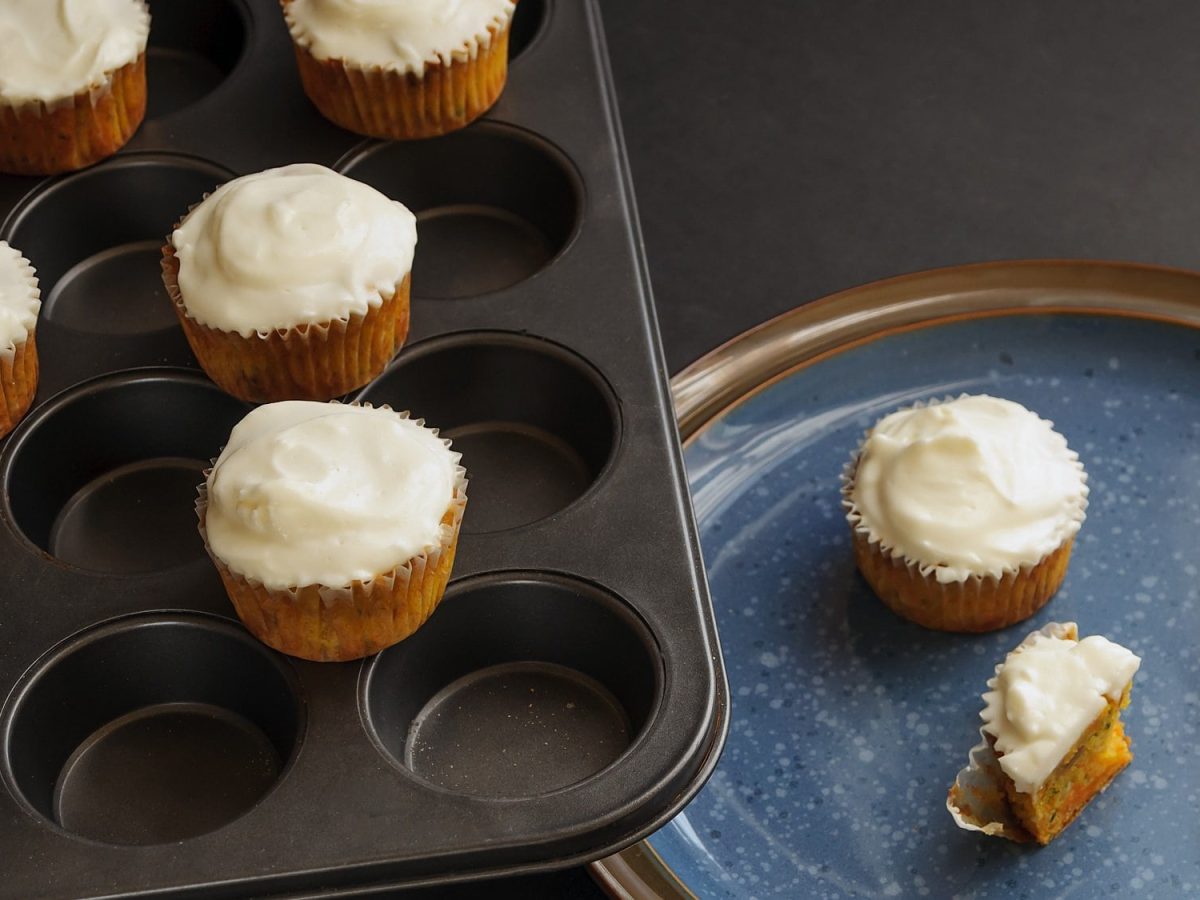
[0,607,309,847]
[506,0,554,66]
[0,150,239,243]
[356,567,667,803]
[333,119,588,302]
[0,366,245,574]
[143,0,257,124]
[354,327,623,534]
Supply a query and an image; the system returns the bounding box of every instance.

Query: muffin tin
[0,1,727,896]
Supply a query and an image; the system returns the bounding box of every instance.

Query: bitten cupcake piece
[198,401,467,662]
[162,163,416,403]
[843,394,1089,632]
[281,0,516,140]
[0,242,41,437]
[948,622,1141,845]
[0,0,149,175]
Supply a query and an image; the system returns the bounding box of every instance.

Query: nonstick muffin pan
[0,1,727,896]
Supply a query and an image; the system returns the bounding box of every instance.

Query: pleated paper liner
[0,54,147,176]
[0,335,39,440]
[0,244,40,438]
[283,0,512,141]
[850,531,1075,632]
[161,241,411,403]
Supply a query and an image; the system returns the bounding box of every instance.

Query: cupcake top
[204,401,462,590]
[170,164,417,337]
[283,0,516,77]
[845,394,1088,584]
[980,624,1140,794]
[0,242,41,355]
[0,0,150,106]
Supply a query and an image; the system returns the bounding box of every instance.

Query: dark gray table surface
[412,0,1200,895]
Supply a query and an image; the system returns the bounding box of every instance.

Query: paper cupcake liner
[946,621,1135,844]
[197,426,468,663]
[0,334,39,439]
[285,11,511,140]
[948,730,1035,843]
[0,54,146,176]
[0,245,41,438]
[850,528,1073,632]
[161,241,411,403]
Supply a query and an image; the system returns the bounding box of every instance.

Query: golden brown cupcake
[0,242,41,437]
[281,0,516,140]
[0,0,149,175]
[162,163,415,403]
[948,622,1140,844]
[197,400,467,662]
[842,395,1088,632]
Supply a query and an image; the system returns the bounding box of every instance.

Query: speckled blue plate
[593,262,1200,900]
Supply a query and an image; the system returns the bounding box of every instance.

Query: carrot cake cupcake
[842,394,1088,632]
[162,163,416,403]
[0,0,149,174]
[948,622,1141,844]
[281,0,517,140]
[0,242,40,437]
[198,400,467,662]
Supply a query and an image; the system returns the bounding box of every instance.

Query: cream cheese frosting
[170,163,417,337]
[980,625,1140,794]
[846,395,1088,584]
[283,0,516,77]
[204,401,460,591]
[0,242,41,356]
[0,0,150,106]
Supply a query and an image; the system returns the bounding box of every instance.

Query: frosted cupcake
[281,0,517,140]
[162,163,416,403]
[198,400,467,662]
[0,0,149,175]
[948,622,1141,844]
[0,242,41,437]
[842,395,1088,632]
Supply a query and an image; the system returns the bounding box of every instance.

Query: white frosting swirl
[0,0,149,106]
[170,164,417,337]
[847,395,1088,583]
[981,625,1140,794]
[0,242,40,356]
[205,401,460,590]
[284,0,516,77]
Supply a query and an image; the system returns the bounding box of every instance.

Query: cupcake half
[0,242,41,437]
[162,163,415,403]
[281,0,516,140]
[842,394,1088,632]
[0,0,149,175]
[948,621,1141,844]
[198,400,468,662]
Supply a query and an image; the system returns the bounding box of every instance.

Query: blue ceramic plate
[593,262,1200,900]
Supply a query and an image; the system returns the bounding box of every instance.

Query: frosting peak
[846,395,1088,583]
